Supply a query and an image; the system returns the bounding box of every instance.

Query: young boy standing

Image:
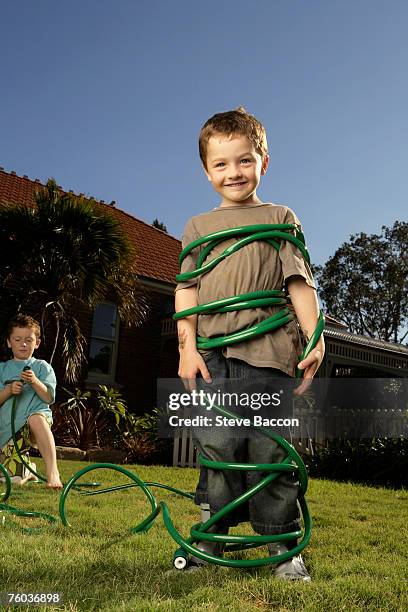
[175,107,324,580]
[0,314,63,489]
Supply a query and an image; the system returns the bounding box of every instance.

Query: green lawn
[1,460,407,611]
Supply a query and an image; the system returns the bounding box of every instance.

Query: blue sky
[1,0,407,266]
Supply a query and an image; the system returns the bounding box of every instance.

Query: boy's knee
[28,414,50,447]
[27,413,48,428]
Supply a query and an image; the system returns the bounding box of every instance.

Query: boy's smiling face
[203,133,268,207]
[7,326,40,361]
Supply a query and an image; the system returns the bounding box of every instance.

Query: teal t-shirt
[0,357,56,449]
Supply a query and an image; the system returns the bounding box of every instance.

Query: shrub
[306,437,408,489]
[52,386,129,450]
[52,387,172,463]
[122,408,172,465]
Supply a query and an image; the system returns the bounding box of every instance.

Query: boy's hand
[179,350,212,392]
[9,381,24,395]
[20,369,38,385]
[294,345,324,396]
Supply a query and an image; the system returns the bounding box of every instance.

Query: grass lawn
[1,459,407,611]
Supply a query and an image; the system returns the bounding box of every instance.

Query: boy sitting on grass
[0,314,63,489]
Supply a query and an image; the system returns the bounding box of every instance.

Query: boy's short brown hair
[7,314,41,339]
[199,106,268,169]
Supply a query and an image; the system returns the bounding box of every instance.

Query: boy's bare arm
[287,276,325,395]
[175,287,212,391]
[20,369,53,403]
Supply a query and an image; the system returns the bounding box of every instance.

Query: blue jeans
[194,351,301,536]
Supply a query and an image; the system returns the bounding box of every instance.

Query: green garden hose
[2,222,324,571]
[169,223,324,568]
[59,223,323,570]
[0,462,11,503]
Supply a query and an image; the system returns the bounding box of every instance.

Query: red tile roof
[0,166,181,285]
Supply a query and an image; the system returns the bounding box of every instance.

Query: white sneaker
[187,539,224,571]
[268,543,311,581]
[273,554,311,581]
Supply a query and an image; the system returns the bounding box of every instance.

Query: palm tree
[0,179,147,382]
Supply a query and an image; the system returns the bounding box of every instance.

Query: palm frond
[61,315,87,383]
[108,265,149,326]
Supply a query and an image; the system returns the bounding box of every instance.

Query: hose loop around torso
[174,223,324,374]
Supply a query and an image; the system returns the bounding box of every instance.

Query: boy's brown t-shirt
[175,203,316,377]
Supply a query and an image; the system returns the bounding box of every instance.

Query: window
[87,303,119,381]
